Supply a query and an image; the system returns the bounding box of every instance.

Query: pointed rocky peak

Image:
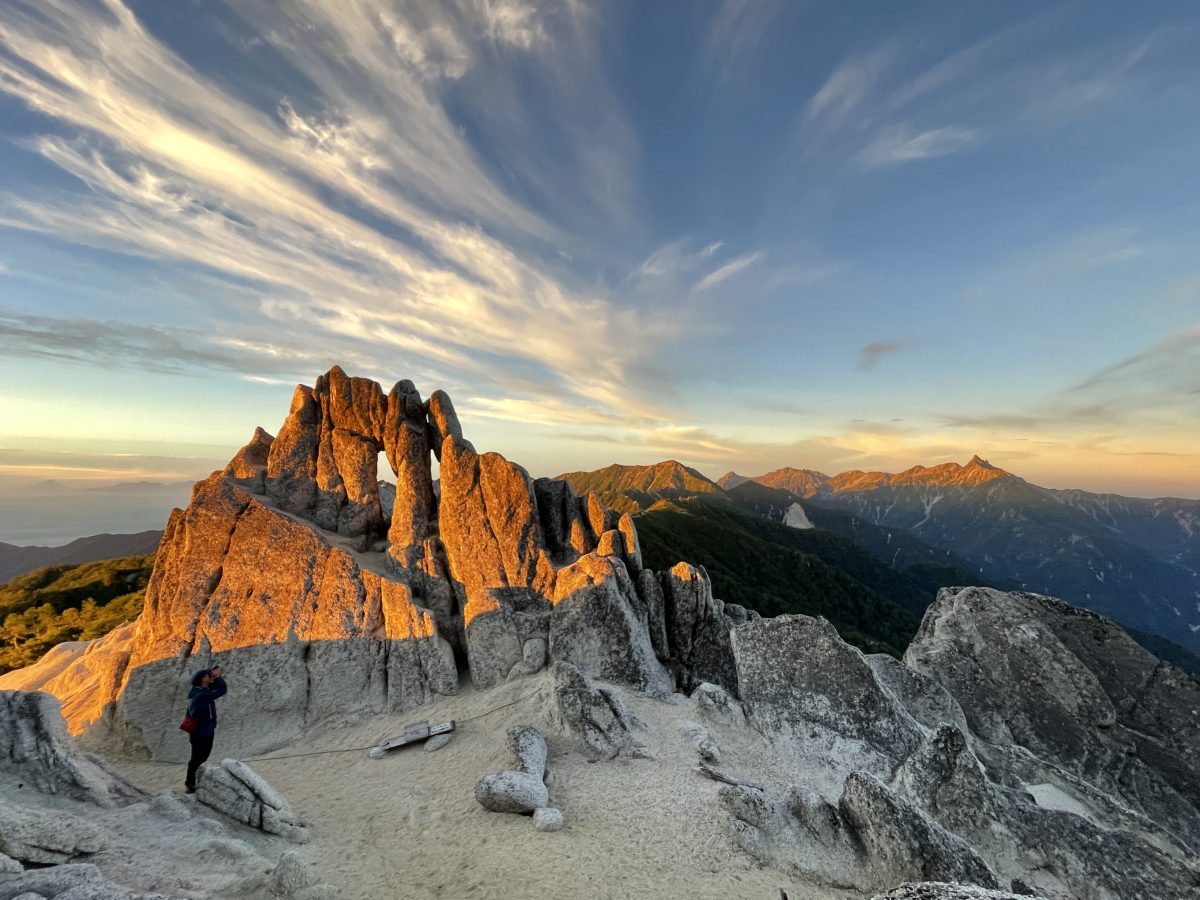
[717,471,750,490]
[751,467,830,498]
[557,460,721,501]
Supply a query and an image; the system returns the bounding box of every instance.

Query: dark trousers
[186,733,215,789]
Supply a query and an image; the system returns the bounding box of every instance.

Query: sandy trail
[111,671,855,900]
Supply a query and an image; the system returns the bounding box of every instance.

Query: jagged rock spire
[54,367,742,757]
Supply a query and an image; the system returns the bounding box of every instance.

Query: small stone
[271,850,315,894]
[425,733,452,752]
[680,720,721,764]
[533,807,564,832]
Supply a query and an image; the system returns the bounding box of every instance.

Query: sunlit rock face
[30,367,742,757]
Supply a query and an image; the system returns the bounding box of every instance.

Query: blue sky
[1,0,1198,512]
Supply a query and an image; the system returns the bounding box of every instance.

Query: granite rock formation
[0,691,141,806]
[33,368,740,760]
[474,725,551,815]
[10,367,1200,900]
[549,661,646,760]
[196,758,307,842]
[723,587,1200,899]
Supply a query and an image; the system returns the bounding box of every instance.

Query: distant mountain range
[558,460,1001,657]
[742,458,1200,654]
[0,531,162,583]
[564,457,1200,658]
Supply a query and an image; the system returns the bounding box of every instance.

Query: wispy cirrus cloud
[0,0,669,427]
[857,126,978,168]
[803,12,1162,171]
[693,251,765,292]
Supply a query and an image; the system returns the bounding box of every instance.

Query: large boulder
[721,772,999,894]
[474,725,550,815]
[905,586,1200,849]
[0,691,141,806]
[731,615,921,773]
[549,554,671,694]
[548,662,645,760]
[659,563,738,692]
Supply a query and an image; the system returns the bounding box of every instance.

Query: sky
[1,0,1199,541]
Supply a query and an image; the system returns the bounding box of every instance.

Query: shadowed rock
[660,563,738,692]
[197,758,307,842]
[0,691,141,806]
[549,661,645,760]
[732,614,921,773]
[721,773,1000,894]
[905,586,1200,850]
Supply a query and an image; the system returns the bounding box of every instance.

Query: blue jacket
[187,670,227,739]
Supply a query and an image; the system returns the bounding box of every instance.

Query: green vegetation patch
[0,553,154,675]
[635,505,920,656]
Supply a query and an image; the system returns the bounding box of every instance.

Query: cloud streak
[857,126,978,168]
[0,0,673,429]
[859,340,913,370]
[693,251,765,292]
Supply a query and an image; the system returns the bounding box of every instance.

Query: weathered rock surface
[474,725,550,815]
[680,720,720,763]
[732,615,921,774]
[549,554,671,694]
[532,807,564,832]
[660,564,738,693]
[222,426,273,493]
[269,850,315,894]
[722,772,999,894]
[549,662,645,760]
[98,471,458,758]
[870,885,1026,900]
[905,586,1200,850]
[0,863,134,900]
[0,800,104,865]
[691,681,745,728]
[720,590,1200,900]
[0,692,141,806]
[196,758,307,842]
